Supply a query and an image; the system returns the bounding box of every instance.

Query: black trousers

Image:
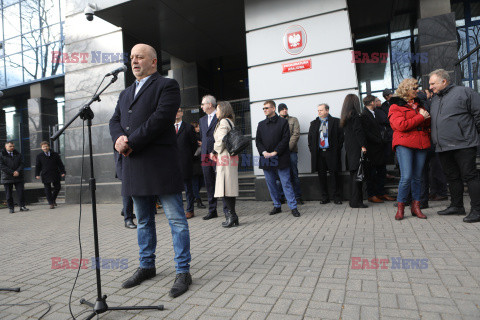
[123,195,134,221]
[223,196,236,214]
[4,182,25,209]
[349,170,364,207]
[44,181,61,205]
[366,164,386,197]
[439,147,480,211]
[317,149,342,201]
[429,152,447,197]
[202,165,227,214]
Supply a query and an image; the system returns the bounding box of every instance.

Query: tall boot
[221,211,229,227]
[395,202,405,220]
[411,200,427,219]
[222,210,239,228]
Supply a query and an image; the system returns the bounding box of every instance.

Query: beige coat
[213,118,239,198]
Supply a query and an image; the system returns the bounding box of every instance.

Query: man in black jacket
[0,141,28,213]
[256,100,300,217]
[109,44,191,297]
[35,141,65,209]
[308,104,344,204]
[175,107,197,219]
[361,95,395,203]
[429,69,480,223]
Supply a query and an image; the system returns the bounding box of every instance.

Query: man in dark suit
[199,94,227,220]
[175,107,197,219]
[308,104,344,204]
[35,141,65,209]
[256,100,300,217]
[0,141,28,213]
[109,43,191,298]
[361,95,395,203]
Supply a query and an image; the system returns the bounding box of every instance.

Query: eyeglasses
[412,87,419,90]
[262,107,270,110]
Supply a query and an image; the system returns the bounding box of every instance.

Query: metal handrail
[455,43,480,66]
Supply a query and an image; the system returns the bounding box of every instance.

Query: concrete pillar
[417,0,458,85]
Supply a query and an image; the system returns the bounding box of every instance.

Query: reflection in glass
[4,3,21,39]
[5,53,23,86]
[22,30,41,52]
[4,36,22,56]
[20,0,40,33]
[41,23,61,45]
[43,0,61,25]
[391,38,413,88]
[0,59,5,88]
[23,49,40,81]
[42,41,63,78]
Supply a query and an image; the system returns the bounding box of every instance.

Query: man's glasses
[262,107,270,110]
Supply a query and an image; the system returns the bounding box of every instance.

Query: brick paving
[0,198,479,319]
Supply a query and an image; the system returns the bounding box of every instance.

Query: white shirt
[368,108,375,118]
[175,121,182,133]
[134,75,152,97]
[207,113,215,127]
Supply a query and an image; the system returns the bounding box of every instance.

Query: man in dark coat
[109,44,191,297]
[199,94,227,220]
[35,141,66,209]
[429,69,480,223]
[308,103,344,204]
[175,107,197,219]
[256,100,300,217]
[361,95,395,203]
[376,89,394,168]
[0,141,28,213]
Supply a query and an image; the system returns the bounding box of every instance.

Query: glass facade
[0,0,65,89]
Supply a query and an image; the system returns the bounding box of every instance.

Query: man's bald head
[130,44,158,80]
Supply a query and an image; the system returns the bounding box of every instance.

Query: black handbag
[355,153,367,182]
[222,119,250,156]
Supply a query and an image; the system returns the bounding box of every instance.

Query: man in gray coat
[429,69,480,223]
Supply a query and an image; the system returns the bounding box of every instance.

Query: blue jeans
[264,168,297,209]
[276,152,302,199]
[396,146,427,203]
[132,194,191,273]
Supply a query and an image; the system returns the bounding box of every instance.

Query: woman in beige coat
[210,101,239,227]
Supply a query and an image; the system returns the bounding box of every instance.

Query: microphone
[0,91,3,98]
[105,65,127,77]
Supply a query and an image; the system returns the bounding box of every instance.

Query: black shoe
[463,210,480,223]
[121,209,124,216]
[437,206,466,215]
[196,198,206,209]
[334,200,343,205]
[203,211,218,220]
[9,208,14,214]
[351,203,368,208]
[169,272,192,298]
[320,200,330,204]
[122,267,156,288]
[222,211,239,228]
[269,207,282,215]
[291,208,300,217]
[20,206,29,211]
[296,198,304,205]
[125,219,137,229]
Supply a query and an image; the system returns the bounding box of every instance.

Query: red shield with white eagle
[283,25,307,55]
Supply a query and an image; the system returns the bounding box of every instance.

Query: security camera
[84,3,97,21]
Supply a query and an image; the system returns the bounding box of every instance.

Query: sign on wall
[282,59,312,73]
[283,25,307,55]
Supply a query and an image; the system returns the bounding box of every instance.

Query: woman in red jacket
[388,78,431,220]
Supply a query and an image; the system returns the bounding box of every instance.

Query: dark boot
[395,202,405,220]
[411,200,427,219]
[221,211,229,227]
[196,198,206,209]
[222,210,239,228]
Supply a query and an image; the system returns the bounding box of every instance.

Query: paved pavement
[0,198,479,320]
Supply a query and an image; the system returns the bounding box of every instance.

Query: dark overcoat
[0,149,24,184]
[255,114,291,170]
[360,108,385,166]
[176,121,197,180]
[199,113,218,156]
[308,115,344,172]
[35,151,65,183]
[109,72,183,196]
[343,113,367,171]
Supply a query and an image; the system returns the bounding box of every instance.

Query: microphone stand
[51,74,163,319]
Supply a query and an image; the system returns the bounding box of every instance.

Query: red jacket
[388,97,431,150]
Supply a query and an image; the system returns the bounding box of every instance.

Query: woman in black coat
[340,94,368,208]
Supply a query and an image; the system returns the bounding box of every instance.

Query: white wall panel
[245,0,347,31]
[246,10,352,66]
[248,50,357,102]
